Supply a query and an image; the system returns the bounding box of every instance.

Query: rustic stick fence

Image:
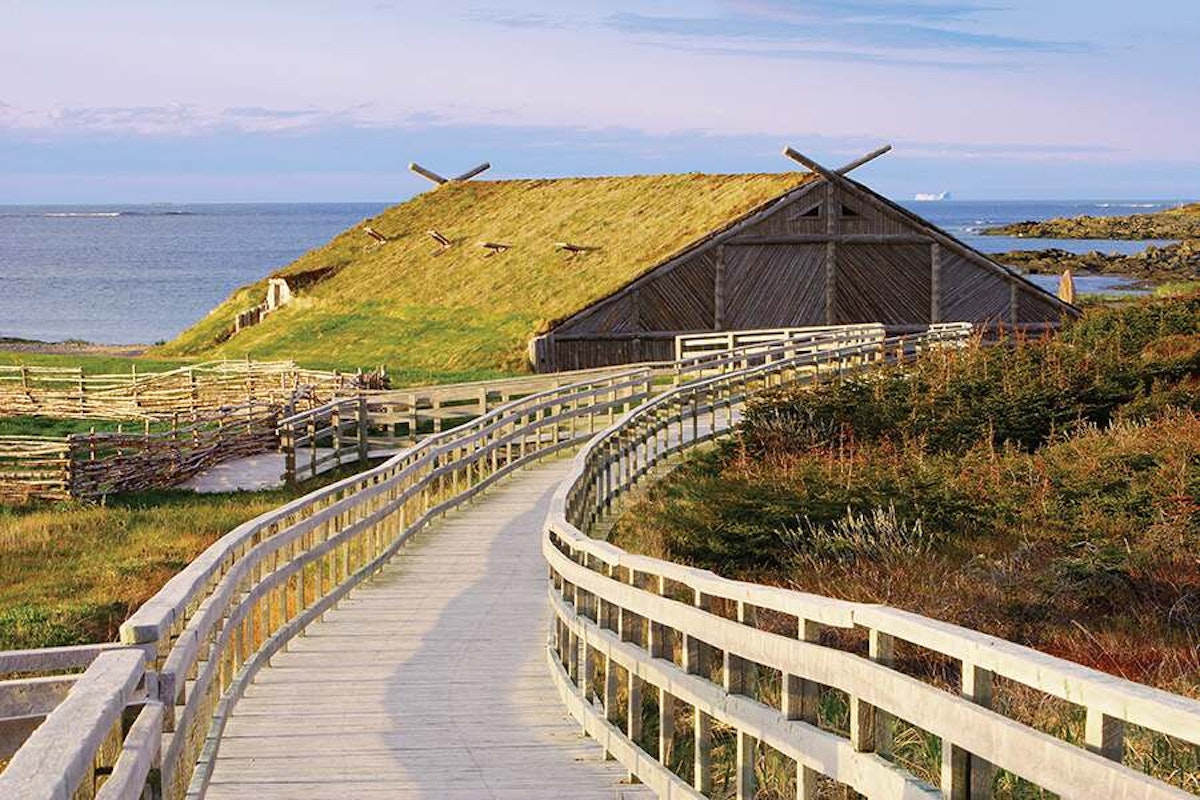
[0,437,72,504]
[67,402,280,498]
[0,360,360,421]
[544,329,1200,799]
[0,402,280,502]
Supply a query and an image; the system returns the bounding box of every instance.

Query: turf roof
[159,172,815,376]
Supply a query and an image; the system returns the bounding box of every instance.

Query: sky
[1,0,1197,202]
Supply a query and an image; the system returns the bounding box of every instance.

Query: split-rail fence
[2,324,1198,800]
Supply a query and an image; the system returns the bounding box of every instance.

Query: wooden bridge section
[4,325,1200,800]
[206,460,650,799]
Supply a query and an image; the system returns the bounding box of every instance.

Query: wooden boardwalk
[206,457,653,799]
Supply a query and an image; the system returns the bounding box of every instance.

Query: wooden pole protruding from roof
[835,145,892,175]
[782,147,844,183]
[454,162,491,182]
[409,162,448,185]
[555,242,597,255]
[782,145,891,178]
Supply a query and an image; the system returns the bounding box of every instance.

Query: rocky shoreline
[983,202,1200,239]
[0,337,146,356]
[997,240,1200,283]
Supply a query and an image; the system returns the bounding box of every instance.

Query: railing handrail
[120,367,650,647]
[0,649,146,799]
[275,364,637,428]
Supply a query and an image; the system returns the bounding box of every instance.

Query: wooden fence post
[357,396,370,464]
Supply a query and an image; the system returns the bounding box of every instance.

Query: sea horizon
[1,198,1189,346]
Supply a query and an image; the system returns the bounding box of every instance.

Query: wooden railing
[95,369,647,800]
[0,644,158,800]
[276,366,642,484]
[674,324,887,362]
[543,329,1200,799]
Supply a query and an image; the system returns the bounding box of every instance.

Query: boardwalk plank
[206,459,653,800]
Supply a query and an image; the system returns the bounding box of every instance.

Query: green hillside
[156,172,810,381]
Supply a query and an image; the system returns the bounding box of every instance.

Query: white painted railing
[544,328,1200,799]
[674,323,887,362]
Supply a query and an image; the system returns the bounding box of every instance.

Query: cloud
[466,10,574,30]
[468,1,1091,66]
[607,11,1089,56]
[0,103,376,137]
[729,0,1003,24]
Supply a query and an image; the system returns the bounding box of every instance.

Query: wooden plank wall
[722,244,825,328]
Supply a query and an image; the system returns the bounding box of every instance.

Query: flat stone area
[182,447,397,493]
[180,451,294,493]
[206,459,653,799]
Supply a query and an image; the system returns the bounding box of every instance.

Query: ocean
[0,199,1185,345]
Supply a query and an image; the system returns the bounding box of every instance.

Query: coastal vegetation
[984,202,1200,240]
[613,294,1200,697]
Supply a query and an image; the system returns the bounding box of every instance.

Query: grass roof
[157,172,812,381]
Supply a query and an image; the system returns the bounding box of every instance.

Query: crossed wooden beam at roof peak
[783,143,892,180]
[409,161,491,186]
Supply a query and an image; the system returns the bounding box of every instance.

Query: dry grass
[0,466,371,650]
[156,173,811,372]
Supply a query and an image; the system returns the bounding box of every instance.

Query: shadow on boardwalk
[206,458,651,799]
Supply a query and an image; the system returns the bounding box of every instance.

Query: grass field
[0,466,372,651]
[0,350,189,372]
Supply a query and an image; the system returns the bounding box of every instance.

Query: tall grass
[613,294,1200,688]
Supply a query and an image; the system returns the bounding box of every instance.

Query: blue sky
[2,0,1197,202]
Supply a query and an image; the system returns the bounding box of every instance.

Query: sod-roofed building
[162,164,1078,376]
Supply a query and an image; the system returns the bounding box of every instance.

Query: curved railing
[543,330,1200,799]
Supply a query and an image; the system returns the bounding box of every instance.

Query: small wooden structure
[530,148,1079,371]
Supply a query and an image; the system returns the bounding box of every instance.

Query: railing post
[782,617,821,799]
[1086,707,1125,762]
[357,395,369,464]
[331,405,342,467]
[943,661,995,799]
[727,601,757,800]
[869,630,895,757]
